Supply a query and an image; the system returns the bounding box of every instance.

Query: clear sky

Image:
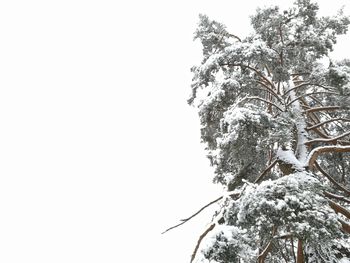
[0,1,349,262]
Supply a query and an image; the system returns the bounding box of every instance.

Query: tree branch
[241,97,283,112]
[161,196,223,234]
[339,218,350,234]
[286,92,339,107]
[306,118,350,131]
[307,145,350,168]
[305,131,350,145]
[304,106,341,114]
[190,223,216,263]
[258,226,277,263]
[324,191,350,204]
[314,161,350,195]
[254,159,278,184]
[327,198,350,219]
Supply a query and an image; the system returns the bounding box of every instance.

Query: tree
[175,0,350,262]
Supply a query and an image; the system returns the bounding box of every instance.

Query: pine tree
[187,0,350,262]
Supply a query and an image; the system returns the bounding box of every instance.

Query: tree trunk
[296,239,304,263]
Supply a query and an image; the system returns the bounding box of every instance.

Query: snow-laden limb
[306,145,350,168]
[286,80,309,163]
[276,149,304,172]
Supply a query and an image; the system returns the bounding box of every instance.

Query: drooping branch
[283,82,332,97]
[190,223,216,263]
[241,97,284,112]
[314,161,350,195]
[286,92,339,107]
[256,80,283,103]
[307,145,350,168]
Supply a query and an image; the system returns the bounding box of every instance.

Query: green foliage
[189,0,350,262]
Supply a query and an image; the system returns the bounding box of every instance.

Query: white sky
[0,1,349,262]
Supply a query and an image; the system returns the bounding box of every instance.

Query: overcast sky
[1,1,349,262]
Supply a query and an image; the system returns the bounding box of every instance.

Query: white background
[0,1,349,262]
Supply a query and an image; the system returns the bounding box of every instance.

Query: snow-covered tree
[184,0,350,262]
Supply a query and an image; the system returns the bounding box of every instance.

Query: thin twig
[190,223,216,263]
[161,196,223,234]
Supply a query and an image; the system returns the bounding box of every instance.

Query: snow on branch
[307,145,350,168]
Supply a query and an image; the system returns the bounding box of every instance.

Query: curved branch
[241,97,283,112]
[286,92,339,107]
[307,145,350,168]
[306,118,350,131]
[256,80,283,103]
[305,131,350,145]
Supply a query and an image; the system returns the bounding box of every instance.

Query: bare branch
[305,131,350,145]
[327,198,350,219]
[256,80,283,103]
[286,92,339,107]
[339,218,350,234]
[315,161,350,195]
[161,196,223,234]
[254,159,278,184]
[241,97,284,112]
[304,106,341,114]
[306,118,350,131]
[258,226,277,263]
[190,223,216,263]
[324,191,350,204]
[227,33,242,42]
